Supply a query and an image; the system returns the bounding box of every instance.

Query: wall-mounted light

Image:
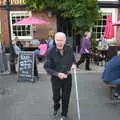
[48,11,52,18]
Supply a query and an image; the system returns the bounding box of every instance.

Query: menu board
[18,51,34,82]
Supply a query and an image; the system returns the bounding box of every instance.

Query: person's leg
[85,54,90,70]
[76,54,85,67]
[94,55,99,65]
[51,77,61,113]
[61,74,72,117]
[34,56,38,77]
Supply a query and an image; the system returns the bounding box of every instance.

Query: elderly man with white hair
[44,32,75,120]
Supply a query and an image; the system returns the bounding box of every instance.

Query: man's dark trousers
[51,74,72,117]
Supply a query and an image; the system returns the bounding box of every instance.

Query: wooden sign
[18,51,34,82]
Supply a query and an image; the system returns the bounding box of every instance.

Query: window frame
[92,8,117,41]
[10,11,33,40]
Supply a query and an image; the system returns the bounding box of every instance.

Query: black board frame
[18,51,34,82]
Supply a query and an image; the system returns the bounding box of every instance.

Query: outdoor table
[96,47,108,61]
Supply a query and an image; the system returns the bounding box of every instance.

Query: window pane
[12,17,16,24]
[97,33,101,38]
[103,20,106,26]
[98,20,102,25]
[102,27,105,32]
[97,27,101,33]
[22,31,26,36]
[21,26,25,30]
[16,26,20,30]
[16,16,21,21]
[27,31,30,36]
[103,15,107,20]
[13,31,17,36]
[13,26,17,30]
[18,31,21,36]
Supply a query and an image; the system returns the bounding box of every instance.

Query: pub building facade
[0,0,120,47]
[0,0,57,47]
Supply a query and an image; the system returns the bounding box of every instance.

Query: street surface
[0,71,120,120]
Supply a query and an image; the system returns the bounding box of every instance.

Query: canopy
[14,16,50,25]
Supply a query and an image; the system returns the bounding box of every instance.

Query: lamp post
[6,0,16,73]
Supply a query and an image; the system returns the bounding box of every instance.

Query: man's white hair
[55,32,66,41]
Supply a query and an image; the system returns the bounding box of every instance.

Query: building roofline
[97,1,120,8]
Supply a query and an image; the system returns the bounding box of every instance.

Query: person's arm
[44,50,58,77]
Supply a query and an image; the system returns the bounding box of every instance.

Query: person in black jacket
[44,32,76,120]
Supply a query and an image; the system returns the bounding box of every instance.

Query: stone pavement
[1,70,120,120]
[1,54,119,120]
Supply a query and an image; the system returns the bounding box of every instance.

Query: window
[92,13,112,40]
[10,11,32,40]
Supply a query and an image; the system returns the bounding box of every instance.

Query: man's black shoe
[85,68,92,71]
[60,116,68,120]
[53,110,59,116]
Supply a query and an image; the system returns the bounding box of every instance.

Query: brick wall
[0,7,9,47]
[32,11,57,40]
[0,6,57,47]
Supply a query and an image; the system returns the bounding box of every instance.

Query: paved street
[0,65,120,120]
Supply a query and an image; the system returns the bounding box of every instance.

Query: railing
[0,0,25,5]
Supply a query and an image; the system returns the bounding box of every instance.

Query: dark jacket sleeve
[73,51,76,64]
[71,47,76,64]
[44,50,58,77]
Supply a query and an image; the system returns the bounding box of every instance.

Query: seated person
[97,36,108,61]
[98,35,108,50]
[38,40,48,56]
[92,49,105,65]
[31,38,40,45]
[47,35,56,49]
[16,41,23,50]
[15,36,23,50]
[102,56,120,98]
[12,40,21,57]
[34,39,48,61]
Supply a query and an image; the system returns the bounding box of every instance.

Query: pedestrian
[0,40,8,73]
[44,32,76,120]
[15,36,23,50]
[76,32,92,70]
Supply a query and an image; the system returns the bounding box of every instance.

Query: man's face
[55,35,66,50]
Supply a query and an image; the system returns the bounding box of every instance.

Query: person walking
[0,40,8,73]
[76,32,91,70]
[44,32,76,120]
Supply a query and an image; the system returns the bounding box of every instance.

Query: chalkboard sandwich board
[18,51,34,82]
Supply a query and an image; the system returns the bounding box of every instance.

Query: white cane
[73,67,80,120]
